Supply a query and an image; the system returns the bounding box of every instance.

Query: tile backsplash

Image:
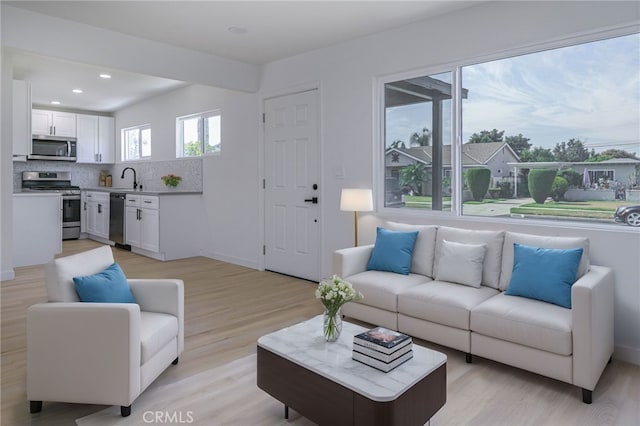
[13,158,203,192]
[111,159,202,192]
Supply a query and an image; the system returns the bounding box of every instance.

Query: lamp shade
[340,188,373,212]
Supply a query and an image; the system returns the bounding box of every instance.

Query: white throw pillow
[435,240,487,288]
[434,227,504,289]
[385,221,437,277]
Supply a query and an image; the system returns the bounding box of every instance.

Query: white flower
[316,275,363,313]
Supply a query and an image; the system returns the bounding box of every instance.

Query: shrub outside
[551,176,569,201]
[466,168,491,202]
[528,169,557,204]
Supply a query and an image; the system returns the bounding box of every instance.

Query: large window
[176,110,221,157]
[382,31,640,226]
[384,72,454,211]
[121,124,151,161]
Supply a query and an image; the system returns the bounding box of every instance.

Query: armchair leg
[582,388,593,404]
[172,357,179,365]
[30,401,43,413]
[121,405,131,417]
[465,353,473,363]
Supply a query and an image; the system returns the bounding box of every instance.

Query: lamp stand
[353,210,359,247]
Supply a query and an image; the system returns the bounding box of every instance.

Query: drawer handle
[144,200,152,204]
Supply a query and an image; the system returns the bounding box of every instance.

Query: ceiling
[7,1,481,113]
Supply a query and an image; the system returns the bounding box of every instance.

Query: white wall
[259,1,640,364]
[114,84,260,267]
[1,48,16,280]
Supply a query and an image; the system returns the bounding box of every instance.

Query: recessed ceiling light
[72,89,83,94]
[227,26,248,35]
[99,73,112,79]
[50,101,60,105]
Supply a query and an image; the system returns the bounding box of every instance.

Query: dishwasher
[109,193,130,250]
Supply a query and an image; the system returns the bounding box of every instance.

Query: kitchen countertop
[82,187,203,195]
[13,192,62,197]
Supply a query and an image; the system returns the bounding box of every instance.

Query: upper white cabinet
[32,109,76,137]
[98,116,115,163]
[13,80,32,159]
[76,114,98,162]
[76,114,115,163]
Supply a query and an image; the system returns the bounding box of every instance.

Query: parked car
[614,205,640,227]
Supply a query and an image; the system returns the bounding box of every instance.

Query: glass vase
[323,308,342,342]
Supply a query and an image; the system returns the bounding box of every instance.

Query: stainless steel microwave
[29,135,77,161]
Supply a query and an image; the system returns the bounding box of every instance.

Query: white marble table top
[257,315,447,402]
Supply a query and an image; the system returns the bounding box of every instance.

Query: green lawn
[511,200,628,219]
[403,196,629,220]
[403,195,451,209]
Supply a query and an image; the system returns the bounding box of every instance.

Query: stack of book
[352,327,413,372]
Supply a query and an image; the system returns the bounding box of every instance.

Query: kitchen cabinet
[76,114,115,163]
[13,80,31,159]
[13,193,62,267]
[84,191,110,240]
[32,109,76,137]
[125,195,160,253]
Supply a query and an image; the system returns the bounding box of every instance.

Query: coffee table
[257,316,447,425]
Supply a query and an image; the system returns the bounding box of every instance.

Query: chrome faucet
[121,167,138,190]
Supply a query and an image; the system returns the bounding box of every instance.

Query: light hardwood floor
[2,240,639,425]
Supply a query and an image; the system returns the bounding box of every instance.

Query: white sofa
[334,223,614,404]
[27,246,184,417]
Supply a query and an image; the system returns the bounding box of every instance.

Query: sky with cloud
[386,32,639,155]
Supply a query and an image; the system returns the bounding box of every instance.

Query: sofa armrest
[332,245,374,278]
[571,265,614,390]
[128,279,184,354]
[27,303,141,406]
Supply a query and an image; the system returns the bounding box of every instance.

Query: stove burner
[21,171,81,194]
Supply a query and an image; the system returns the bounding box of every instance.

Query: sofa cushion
[434,227,504,289]
[385,222,437,277]
[436,240,486,288]
[140,311,179,364]
[367,228,418,275]
[398,281,499,330]
[471,293,572,356]
[73,263,136,304]
[46,245,115,303]
[500,232,590,291]
[347,271,430,312]
[505,243,583,308]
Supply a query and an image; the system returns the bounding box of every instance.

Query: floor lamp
[340,188,373,247]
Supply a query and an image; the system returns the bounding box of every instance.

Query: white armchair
[27,246,184,417]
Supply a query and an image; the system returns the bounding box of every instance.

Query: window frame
[176,109,221,158]
[375,24,639,230]
[121,124,151,162]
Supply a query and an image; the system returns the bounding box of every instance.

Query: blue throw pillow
[505,243,583,309]
[73,263,136,303]
[367,228,419,275]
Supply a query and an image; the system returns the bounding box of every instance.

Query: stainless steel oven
[61,194,81,239]
[22,171,81,240]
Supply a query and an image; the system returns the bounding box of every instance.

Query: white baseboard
[202,251,259,270]
[614,344,640,366]
[1,268,15,281]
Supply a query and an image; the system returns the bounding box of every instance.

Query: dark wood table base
[257,346,446,426]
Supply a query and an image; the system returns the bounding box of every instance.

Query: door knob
[304,197,319,204]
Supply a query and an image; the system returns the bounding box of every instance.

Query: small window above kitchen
[176,110,221,157]
[122,124,151,161]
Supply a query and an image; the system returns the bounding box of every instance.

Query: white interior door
[264,90,320,281]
